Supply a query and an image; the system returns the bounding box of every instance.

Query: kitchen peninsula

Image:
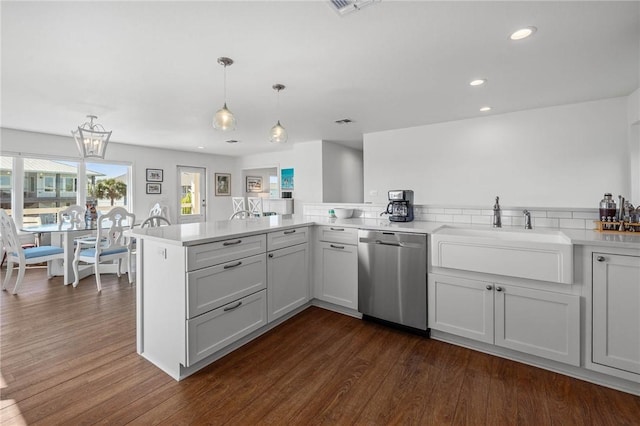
[129,215,640,396]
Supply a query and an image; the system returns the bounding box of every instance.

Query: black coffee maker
[385,190,414,222]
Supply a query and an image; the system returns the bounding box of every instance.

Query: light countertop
[127,215,640,250]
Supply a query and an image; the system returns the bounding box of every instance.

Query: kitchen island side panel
[139,238,187,380]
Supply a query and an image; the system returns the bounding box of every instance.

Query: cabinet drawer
[187,253,266,319]
[267,227,309,251]
[317,225,358,245]
[186,290,267,366]
[186,234,266,271]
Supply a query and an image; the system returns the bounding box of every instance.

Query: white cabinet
[267,227,309,322]
[314,226,358,310]
[263,199,294,215]
[592,253,640,375]
[429,273,580,366]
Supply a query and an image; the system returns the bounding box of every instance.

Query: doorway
[177,166,206,224]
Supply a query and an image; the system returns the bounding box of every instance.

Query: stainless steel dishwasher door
[358,230,427,331]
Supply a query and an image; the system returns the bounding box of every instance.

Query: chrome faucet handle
[523,210,532,229]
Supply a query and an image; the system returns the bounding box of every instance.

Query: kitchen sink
[430,225,573,284]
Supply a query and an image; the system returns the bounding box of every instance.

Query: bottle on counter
[599,193,616,221]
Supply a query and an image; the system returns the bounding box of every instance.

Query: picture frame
[146,183,162,194]
[146,168,163,182]
[246,176,263,193]
[215,173,231,196]
[281,168,294,190]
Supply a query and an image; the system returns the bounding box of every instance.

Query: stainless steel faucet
[523,210,532,229]
[492,196,501,228]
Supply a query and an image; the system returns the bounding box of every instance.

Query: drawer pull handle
[596,256,605,262]
[223,239,242,246]
[330,227,345,231]
[223,301,243,312]
[284,229,296,235]
[223,261,242,269]
[330,244,345,249]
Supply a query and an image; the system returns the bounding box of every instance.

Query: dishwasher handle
[359,237,403,247]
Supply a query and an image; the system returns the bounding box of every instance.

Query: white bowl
[333,208,354,219]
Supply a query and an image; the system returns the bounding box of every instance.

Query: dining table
[20,223,98,285]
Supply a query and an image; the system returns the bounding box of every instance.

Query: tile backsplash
[303,203,601,230]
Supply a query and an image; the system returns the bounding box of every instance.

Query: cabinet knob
[268,253,274,258]
[495,286,503,292]
[596,256,606,262]
[486,285,493,290]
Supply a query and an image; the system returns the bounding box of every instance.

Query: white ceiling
[2,1,639,157]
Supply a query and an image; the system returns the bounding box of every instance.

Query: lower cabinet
[187,290,267,366]
[592,253,640,375]
[429,273,580,366]
[315,241,358,310]
[267,242,309,322]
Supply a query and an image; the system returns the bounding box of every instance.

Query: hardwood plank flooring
[1,269,639,425]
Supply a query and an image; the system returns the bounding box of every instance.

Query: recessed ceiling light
[226,139,239,144]
[469,79,486,86]
[480,106,492,112]
[197,146,205,149]
[510,26,537,41]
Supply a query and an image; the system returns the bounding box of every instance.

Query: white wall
[363,97,629,209]
[0,128,241,221]
[322,141,364,203]
[237,140,324,214]
[628,88,640,203]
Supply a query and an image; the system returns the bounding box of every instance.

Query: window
[86,162,130,216]
[269,175,279,198]
[0,156,12,214]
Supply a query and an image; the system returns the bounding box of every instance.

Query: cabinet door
[593,253,640,374]
[495,285,580,366]
[267,243,309,322]
[428,274,494,344]
[186,290,267,366]
[317,241,358,309]
[186,253,266,319]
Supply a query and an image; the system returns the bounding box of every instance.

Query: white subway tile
[423,213,437,221]
[481,209,495,216]
[436,214,453,222]
[500,216,512,226]
[427,208,445,214]
[453,215,472,224]
[511,217,525,227]
[533,218,559,228]
[472,215,492,225]
[530,210,547,218]
[559,218,586,229]
[502,210,521,217]
[547,211,572,219]
[462,209,483,215]
[573,211,599,220]
[444,208,463,215]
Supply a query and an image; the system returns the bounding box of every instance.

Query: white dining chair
[149,202,170,222]
[248,197,263,217]
[58,205,86,230]
[0,209,65,294]
[72,207,135,291]
[232,197,246,214]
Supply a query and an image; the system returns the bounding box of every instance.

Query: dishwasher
[358,230,428,333]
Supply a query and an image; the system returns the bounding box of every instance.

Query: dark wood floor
[1,269,639,425]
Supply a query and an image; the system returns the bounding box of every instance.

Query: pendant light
[270,84,288,143]
[71,115,112,159]
[213,57,236,131]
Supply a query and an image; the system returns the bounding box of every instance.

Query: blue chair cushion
[23,245,64,259]
[80,247,128,257]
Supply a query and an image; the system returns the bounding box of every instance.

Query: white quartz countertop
[127,215,640,249]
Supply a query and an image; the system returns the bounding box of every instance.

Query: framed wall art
[246,176,263,193]
[281,168,294,190]
[146,183,162,194]
[146,168,163,182]
[215,173,231,196]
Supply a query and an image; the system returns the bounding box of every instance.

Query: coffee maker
[386,190,414,222]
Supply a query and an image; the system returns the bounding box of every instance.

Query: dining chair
[248,197,263,217]
[0,209,64,294]
[140,215,171,228]
[72,207,135,291]
[149,202,170,222]
[58,205,86,230]
[232,197,246,213]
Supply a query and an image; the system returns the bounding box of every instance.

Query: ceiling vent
[335,118,354,124]
[329,0,379,16]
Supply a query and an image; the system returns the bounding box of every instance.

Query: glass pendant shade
[270,120,288,143]
[213,102,236,131]
[72,115,111,159]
